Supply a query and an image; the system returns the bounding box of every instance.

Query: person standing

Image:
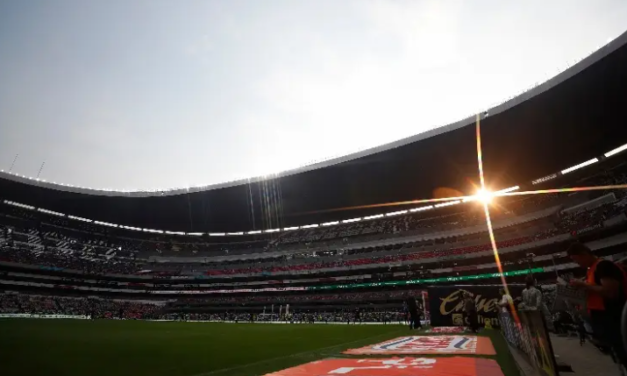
[463,292,479,333]
[354,308,361,324]
[405,297,422,330]
[415,303,423,329]
[567,243,627,367]
[498,288,513,313]
[521,276,542,311]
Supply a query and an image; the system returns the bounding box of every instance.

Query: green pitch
[0,320,518,376]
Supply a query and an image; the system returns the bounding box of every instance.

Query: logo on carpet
[263,357,505,376]
[343,335,496,355]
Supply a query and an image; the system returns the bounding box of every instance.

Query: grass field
[0,320,519,376]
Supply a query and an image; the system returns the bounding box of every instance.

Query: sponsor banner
[150,286,307,294]
[0,313,89,319]
[335,274,372,281]
[499,311,559,376]
[428,285,524,328]
[423,326,467,334]
[604,213,627,227]
[574,223,602,235]
[186,275,369,285]
[0,279,147,293]
[438,255,469,262]
[54,285,76,289]
[532,174,557,185]
[452,265,478,272]
[8,272,154,288]
[263,357,504,376]
[309,269,540,291]
[318,278,337,282]
[3,270,538,295]
[128,282,149,287]
[145,320,408,325]
[343,336,495,355]
[39,266,64,271]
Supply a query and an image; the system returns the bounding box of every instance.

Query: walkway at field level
[550,334,622,375]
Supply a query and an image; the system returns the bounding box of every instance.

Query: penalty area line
[182,329,405,376]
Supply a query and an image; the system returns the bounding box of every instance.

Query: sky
[1,0,626,191]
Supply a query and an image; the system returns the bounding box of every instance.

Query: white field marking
[182,329,406,376]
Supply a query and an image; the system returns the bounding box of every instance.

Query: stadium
[2,15,627,376]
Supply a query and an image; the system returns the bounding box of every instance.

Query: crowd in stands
[153,310,408,324]
[203,233,560,276]
[0,293,160,319]
[174,290,418,306]
[278,211,493,246]
[576,161,627,197]
[0,292,411,323]
[0,180,625,277]
[177,218,549,274]
[275,193,567,249]
[0,245,139,275]
[557,200,627,234]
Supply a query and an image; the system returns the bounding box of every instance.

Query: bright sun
[476,188,494,204]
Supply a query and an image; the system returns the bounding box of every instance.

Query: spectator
[521,276,542,311]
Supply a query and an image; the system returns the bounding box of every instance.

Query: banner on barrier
[499,311,559,376]
[263,357,505,376]
[344,336,496,355]
[423,326,467,334]
[428,285,524,328]
[145,320,408,325]
[0,313,89,319]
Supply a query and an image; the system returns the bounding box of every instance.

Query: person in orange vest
[567,243,627,367]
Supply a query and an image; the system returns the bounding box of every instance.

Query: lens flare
[308,183,627,216]
[298,116,627,334]
[475,114,521,325]
[475,188,494,204]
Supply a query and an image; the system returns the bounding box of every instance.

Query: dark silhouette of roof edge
[1,30,626,198]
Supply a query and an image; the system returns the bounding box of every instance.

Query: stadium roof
[2,31,627,233]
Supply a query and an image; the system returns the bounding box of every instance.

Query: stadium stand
[1,171,627,317]
[2,31,627,326]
